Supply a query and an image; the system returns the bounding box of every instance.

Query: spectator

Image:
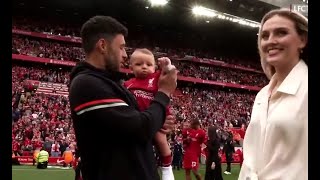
[51,141,60,157]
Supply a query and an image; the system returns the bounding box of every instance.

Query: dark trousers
[75,162,82,180]
[225,153,233,172]
[37,161,48,169]
[172,153,182,170]
[226,162,231,172]
[205,161,223,180]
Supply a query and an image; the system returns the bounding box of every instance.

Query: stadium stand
[12,17,265,163]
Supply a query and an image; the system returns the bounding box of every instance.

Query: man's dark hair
[190,119,201,129]
[80,15,128,54]
[208,126,218,142]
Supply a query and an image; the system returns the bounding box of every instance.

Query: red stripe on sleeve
[74,98,125,112]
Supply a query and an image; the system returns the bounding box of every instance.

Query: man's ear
[96,38,109,54]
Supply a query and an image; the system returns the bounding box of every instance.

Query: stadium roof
[13,0,282,61]
[14,0,278,22]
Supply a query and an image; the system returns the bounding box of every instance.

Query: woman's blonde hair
[257,8,308,79]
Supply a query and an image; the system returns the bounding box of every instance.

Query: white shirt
[238,60,308,180]
[51,144,60,152]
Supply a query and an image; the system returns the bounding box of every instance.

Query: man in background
[182,120,206,180]
[36,148,49,169]
[172,138,183,170]
[223,130,234,175]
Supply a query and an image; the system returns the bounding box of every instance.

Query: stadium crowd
[12,35,85,62]
[12,35,268,87]
[12,17,259,158]
[13,16,261,69]
[174,61,268,87]
[12,65,75,157]
[12,62,251,157]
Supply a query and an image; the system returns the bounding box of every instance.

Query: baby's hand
[158,57,176,72]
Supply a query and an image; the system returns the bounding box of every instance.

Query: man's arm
[182,130,191,149]
[202,131,208,145]
[69,75,169,143]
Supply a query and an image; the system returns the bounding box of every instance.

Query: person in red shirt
[24,137,32,151]
[124,48,175,180]
[33,140,43,150]
[182,119,206,180]
[239,123,246,139]
[12,140,20,156]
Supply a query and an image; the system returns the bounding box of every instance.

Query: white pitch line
[12,169,72,171]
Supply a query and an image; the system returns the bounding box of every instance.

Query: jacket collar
[269,60,307,95]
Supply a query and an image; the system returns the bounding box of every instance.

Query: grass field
[12,164,240,180]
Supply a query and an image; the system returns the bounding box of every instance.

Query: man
[51,141,60,157]
[62,147,73,167]
[33,147,41,166]
[36,148,49,169]
[223,130,234,175]
[59,140,69,155]
[172,138,183,170]
[182,120,206,180]
[69,16,178,180]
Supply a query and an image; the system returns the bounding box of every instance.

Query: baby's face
[130,53,156,78]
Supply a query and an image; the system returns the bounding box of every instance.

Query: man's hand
[158,62,178,97]
[211,162,216,170]
[160,115,176,134]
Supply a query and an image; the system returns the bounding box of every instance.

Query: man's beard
[104,49,119,72]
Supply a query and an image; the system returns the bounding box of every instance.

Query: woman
[205,126,223,180]
[238,9,308,180]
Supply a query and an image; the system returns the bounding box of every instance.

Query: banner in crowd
[14,156,65,165]
[229,127,246,139]
[177,56,263,74]
[14,151,242,166]
[12,29,82,43]
[177,75,261,91]
[24,80,40,89]
[220,147,243,163]
[12,54,77,66]
[36,81,69,97]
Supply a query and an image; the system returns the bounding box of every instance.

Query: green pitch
[13,164,241,180]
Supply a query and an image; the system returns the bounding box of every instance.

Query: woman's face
[260,15,306,68]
